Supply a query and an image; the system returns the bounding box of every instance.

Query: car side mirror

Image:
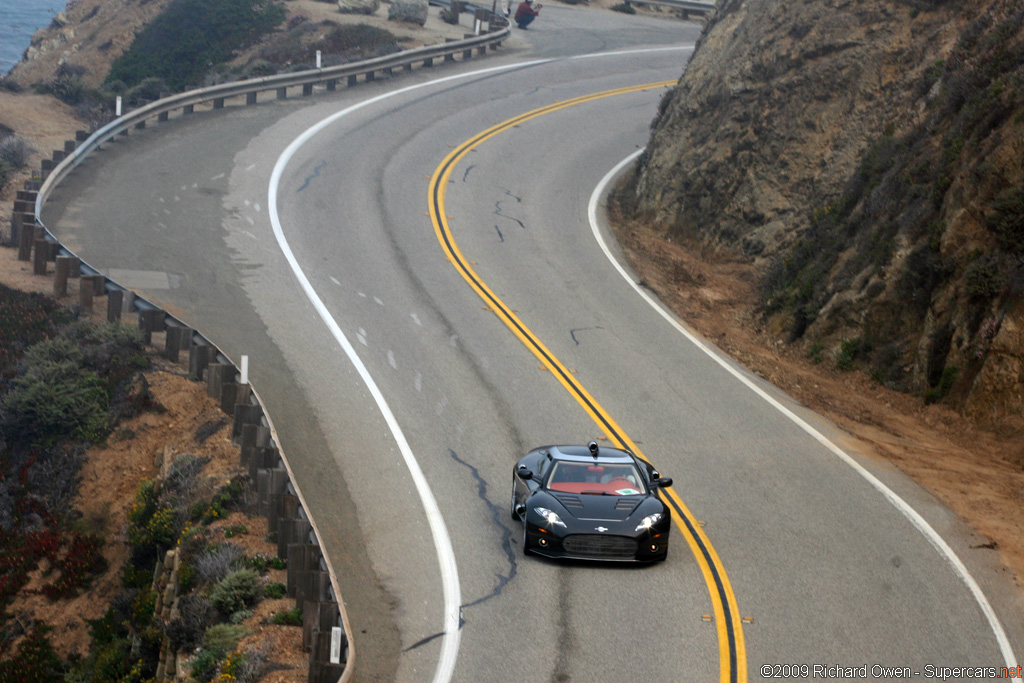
[657,477,672,488]
[517,467,533,481]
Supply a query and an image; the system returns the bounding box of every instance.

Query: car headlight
[635,513,663,532]
[534,507,566,528]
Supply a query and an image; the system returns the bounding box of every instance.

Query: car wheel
[522,520,532,556]
[510,478,519,521]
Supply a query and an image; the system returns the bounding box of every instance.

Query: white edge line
[589,149,1021,679]
[266,47,691,683]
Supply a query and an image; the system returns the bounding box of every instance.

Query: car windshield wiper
[582,489,613,496]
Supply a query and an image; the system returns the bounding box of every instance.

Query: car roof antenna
[588,441,599,458]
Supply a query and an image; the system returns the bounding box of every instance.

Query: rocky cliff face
[624,0,1024,433]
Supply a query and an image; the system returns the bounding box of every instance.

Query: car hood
[546,491,644,522]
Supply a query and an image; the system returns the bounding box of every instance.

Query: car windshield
[545,461,646,495]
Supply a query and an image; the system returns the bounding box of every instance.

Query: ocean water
[1,0,69,75]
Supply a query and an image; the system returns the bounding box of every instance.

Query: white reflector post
[330,627,342,664]
[316,50,322,68]
[116,96,122,116]
[474,18,481,34]
[240,355,249,385]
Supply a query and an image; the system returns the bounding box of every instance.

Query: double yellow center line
[427,82,746,683]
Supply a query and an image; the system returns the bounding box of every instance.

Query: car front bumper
[525,521,669,563]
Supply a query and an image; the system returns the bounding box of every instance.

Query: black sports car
[511,442,673,562]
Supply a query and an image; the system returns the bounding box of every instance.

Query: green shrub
[189,647,221,682]
[246,553,270,573]
[210,569,261,616]
[230,608,254,624]
[0,338,109,447]
[439,7,459,23]
[39,64,91,105]
[610,1,636,12]
[204,623,247,655]
[835,338,860,371]
[177,561,196,592]
[243,59,277,78]
[925,365,959,404]
[807,343,824,364]
[123,76,169,107]
[263,581,286,599]
[106,0,287,91]
[964,254,1006,299]
[0,623,64,682]
[224,523,248,538]
[80,590,161,682]
[272,607,302,626]
[0,133,34,169]
[320,24,398,56]
[989,184,1024,254]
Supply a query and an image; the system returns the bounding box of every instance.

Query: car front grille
[563,534,637,559]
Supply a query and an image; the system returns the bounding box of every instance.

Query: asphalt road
[42,5,1023,682]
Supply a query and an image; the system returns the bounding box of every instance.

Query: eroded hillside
[620,0,1024,435]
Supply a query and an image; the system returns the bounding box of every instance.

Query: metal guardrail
[24,22,510,683]
[34,26,510,219]
[625,0,714,12]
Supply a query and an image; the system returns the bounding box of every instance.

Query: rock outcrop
[388,0,429,25]
[339,0,380,15]
[624,0,1024,432]
[4,0,175,89]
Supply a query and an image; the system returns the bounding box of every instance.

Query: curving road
[43,6,1022,682]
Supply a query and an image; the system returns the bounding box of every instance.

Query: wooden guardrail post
[17,223,34,260]
[33,239,49,275]
[205,362,235,405]
[165,325,192,362]
[239,424,269,467]
[54,255,71,296]
[79,277,94,310]
[138,308,166,344]
[232,401,263,442]
[107,289,123,322]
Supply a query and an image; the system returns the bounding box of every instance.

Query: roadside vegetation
[105,0,288,92]
[248,20,400,72]
[0,130,34,197]
[0,287,297,682]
